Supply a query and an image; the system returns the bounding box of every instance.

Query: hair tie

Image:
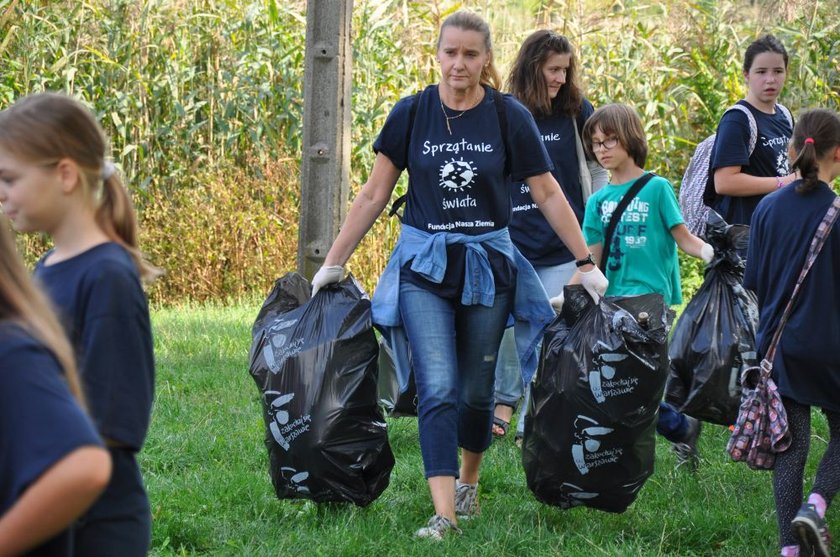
[804,137,815,145]
[101,161,116,180]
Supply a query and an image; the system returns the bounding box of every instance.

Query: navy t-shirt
[374,85,553,297]
[34,243,155,451]
[510,99,595,266]
[0,322,102,556]
[744,182,840,412]
[710,100,793,225]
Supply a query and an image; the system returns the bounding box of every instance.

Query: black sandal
[491,416,510,437]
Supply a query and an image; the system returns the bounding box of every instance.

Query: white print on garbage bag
[280,467,311,495]
[265,391,311,451]
[732,283,759,325]
[560,482,599,507]
[571,415,622,475]
[587,341,640,403]
[729,347,757,398]
[262,318,303,374]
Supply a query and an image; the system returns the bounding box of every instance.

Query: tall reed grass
[1,0,837,303]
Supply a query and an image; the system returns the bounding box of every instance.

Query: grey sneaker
[792,503,831,557]
[672,416,702,471]
[455,480,480,519]
[415,514,461,540]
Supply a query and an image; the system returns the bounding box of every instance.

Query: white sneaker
[415,514,461,540]
[455,480,480,519]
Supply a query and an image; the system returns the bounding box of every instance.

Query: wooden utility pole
[297,0,353,279]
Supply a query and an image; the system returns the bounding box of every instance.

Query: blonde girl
[0,92,158,556]
[0,217,111,556]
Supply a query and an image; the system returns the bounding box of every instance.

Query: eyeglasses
[591,137,619,151]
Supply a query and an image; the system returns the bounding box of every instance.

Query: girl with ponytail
[744,108,840,557]
[0,218,111,556]
[0,91,158,556]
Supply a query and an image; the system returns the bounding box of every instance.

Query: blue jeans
[494,261,576,435]
[399,281,513,478]
[656,401,689,443]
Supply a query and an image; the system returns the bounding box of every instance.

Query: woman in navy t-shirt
[311,11,607,539]
[491,30,609,443]
[710,34,797,226]
[744,109,840,557]
[0,219,110,556]
[0,92,159,557]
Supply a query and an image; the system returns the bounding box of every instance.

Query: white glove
[311,265,344,297]
[700,242,715,265]
[549,293,565,315]
[579,266,609,303]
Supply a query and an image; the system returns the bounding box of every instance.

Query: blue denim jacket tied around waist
[371,224,556,393]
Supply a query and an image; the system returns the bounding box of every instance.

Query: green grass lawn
[144,303,834,556]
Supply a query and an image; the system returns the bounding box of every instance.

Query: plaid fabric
[727,361,791,469]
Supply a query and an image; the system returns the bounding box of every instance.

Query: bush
[140,157,299,304]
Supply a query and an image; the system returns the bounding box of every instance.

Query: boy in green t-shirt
[565,103,714,469]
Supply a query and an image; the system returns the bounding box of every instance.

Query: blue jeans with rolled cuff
[399,281,513,479]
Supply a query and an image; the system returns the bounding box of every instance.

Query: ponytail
[791,142,821,194]
[97,172,162,283]
[789,108,840,194]
[0,92,161,284]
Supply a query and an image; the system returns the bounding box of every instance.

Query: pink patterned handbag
[727,196,840,470]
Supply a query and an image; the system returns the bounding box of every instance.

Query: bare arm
[526,172,594,270]
[0,446,111,557]
[670,223,707,258]
[323,152,402,267]
[714,166,797,197]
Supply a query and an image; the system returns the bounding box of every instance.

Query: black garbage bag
[248,272,394,506]
[523,286,669,513]
[665,210,758,426]
[376,337,418,417]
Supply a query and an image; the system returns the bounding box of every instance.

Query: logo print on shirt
[439,157,477,191]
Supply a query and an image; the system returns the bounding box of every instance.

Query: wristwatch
[575,253,595,268]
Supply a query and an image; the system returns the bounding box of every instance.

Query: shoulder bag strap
[763,196,840,365]
[573,115,593,202]
[599,172,656,272]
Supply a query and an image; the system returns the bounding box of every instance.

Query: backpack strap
[776,103,794,130]
[388,91,422,219]
[389,87,511,219]
[726,104,759,156]
[491,89,511,178]
[600,172,656,272]
[701,103,758,208]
